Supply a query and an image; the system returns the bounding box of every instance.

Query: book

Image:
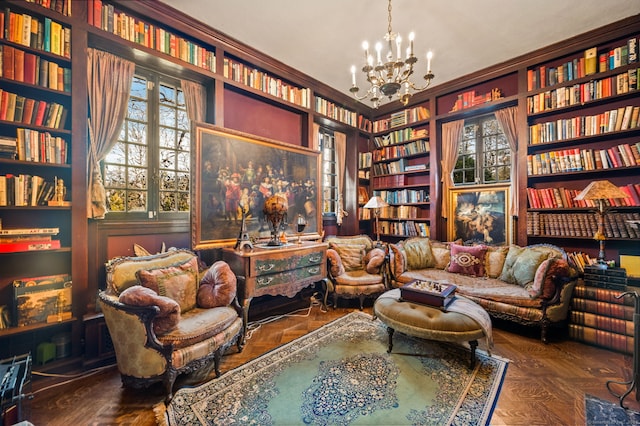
[0,239,60,252]
[13,274,72,326]
[568,324,633,354]
[0,227,59,236]
[584,47,598,75]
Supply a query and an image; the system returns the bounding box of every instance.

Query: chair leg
[387,327,395,353]
[332,293,338,309]
[164,369,178,403]
[469,340,478,369]
[358,295,365,310]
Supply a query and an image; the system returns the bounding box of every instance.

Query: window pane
[104,142,125,164]
[128,122,147,145]
[130,76,147,99]
[159,127,175,148]
[104,165,125,187]
[128,98,147,121]
[128,167,147,190]
[127,191,146,211]
[160,171,176,190]
[159,105,176,127]
[106,189,126,211]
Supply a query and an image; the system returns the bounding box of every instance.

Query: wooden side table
[222,241,328,334]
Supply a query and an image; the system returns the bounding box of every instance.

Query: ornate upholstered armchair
[98,249,244,402]
[324,235,388,309]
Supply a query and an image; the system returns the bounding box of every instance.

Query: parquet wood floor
[24,301,639,425]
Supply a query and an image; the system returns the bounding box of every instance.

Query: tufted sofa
[388,237,578,342]
[98,249,244,402]
[325,235,388,309]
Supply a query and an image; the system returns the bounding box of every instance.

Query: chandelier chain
[387,0,393,35]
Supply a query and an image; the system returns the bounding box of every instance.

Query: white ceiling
[162,0,640,106]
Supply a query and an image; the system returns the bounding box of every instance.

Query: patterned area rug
[157,311,508,426]
[584,394,640,425]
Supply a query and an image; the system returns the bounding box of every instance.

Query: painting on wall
[448,186,510,245]
[192,123,321,249]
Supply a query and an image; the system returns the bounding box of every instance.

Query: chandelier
[349,0,435,108]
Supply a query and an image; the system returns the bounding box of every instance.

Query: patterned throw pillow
[527,258,571,299]
[329,243,366,272]
[402,237,435,270]
[446,243,488,277]
[197,261,237,308]
[430,241,452,270]
[136,256,199,313]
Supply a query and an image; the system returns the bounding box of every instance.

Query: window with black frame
[102,69,190,220]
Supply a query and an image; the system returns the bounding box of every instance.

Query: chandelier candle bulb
[351,66,356,85]
[396,35,402,60]
[363,41,369,63]
[376,42,382,64]
[427,51,432,71]
[409,32,414,56]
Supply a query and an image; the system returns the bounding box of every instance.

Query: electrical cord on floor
[28,363,117,397]
[245,292,325,341]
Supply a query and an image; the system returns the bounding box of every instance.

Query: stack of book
[0,227,60,253]
[569,282,634,354]
[0,136,17,159]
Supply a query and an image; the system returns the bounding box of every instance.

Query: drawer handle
[257,276,274,286]
[307,255,322,263]
[257,263,276,272]
[307,266,320,274]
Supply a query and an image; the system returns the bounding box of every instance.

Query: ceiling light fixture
[349,0,435,108]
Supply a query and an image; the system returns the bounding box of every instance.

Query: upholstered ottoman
[373,289,492,368]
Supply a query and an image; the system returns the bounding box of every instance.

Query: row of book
[566,251,599,274]
[377,220,429,238]
[372,158,407,175]
[0,89,67,129]
[569,283,634,354]
[357,169,370,180]
[379,204,428,219]
[87,1,215,73]
[0,174,60,206]
[449,88,503,112]
[527,37,638,91]
[358,152,372,170]
[526,143,640,176]
[0,226,61,254]
[528,105,640,145]
[527,184,640,209]
[16,128,68,163]
[372,139,429,162]
[526,211,640,239]
[526,69,638,115]
[373,189,430,205]
[314,97,357,127]
[372,128,428,148]
[223,57,311,108]
[1,8,71,59]
[25,0,72,17]
[372,174,407,189]
[372,106,430,132]
[1,45,71,92]
[358,116,372,133]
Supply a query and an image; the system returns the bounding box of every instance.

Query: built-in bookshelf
[369,116,431,240]
[0,1,74,361]
[223,55,310,108]
[525,32,640,263]
[314,96,357,127]
[88,0,216,73]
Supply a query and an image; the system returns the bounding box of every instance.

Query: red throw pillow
[119,285,180,335]
[446,243,488,277]
[197,261,237,308]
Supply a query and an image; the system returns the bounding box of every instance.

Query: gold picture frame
[448,185,511,245]
[192,123,322,249]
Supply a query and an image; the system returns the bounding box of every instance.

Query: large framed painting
[192,123,322,249]
[448,185,510,245]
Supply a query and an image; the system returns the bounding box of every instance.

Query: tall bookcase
[369,104,432,240]
[0,1,79,364]
[524,32,640,261]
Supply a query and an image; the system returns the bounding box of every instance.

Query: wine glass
[296,214,307,244]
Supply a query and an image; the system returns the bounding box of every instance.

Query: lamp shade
[574,180,628,201]
[363,196,389,209]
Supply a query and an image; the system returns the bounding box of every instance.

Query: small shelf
[0,316,77,338]
[0,247,71,256]
[435,95,518,122]
[527,127,640,152]
[0,158,71,169]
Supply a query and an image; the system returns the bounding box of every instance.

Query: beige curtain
[334,131,347,226]
[181,79,206,122]
[494,106,519,217]
[87,49,135,219]
[440,120,464,219]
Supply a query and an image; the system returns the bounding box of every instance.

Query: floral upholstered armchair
[325,235,388,309]
[98,249,244,402]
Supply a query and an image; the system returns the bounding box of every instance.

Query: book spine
[568,324,633,354]
[0,239,60,252]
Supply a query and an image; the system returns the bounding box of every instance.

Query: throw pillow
[430,241,452,270]
[485,246,508,278]
[365,247,386,274]
[329,243,366,272]
[119,285,180,335]
[500,246,547,286]
[326,249,345,277]
[389,244,406,277]
[197,261,237,308]
[528,258,571,299]
[402,237,435,270]
[136,256,199,313]
[446,243,488,277]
